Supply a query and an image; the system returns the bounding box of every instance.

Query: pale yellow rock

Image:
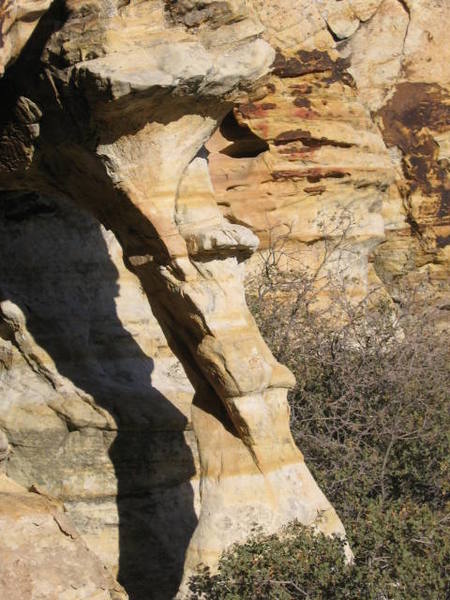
[346,0,450,307]
[348,0,409,111]
[0,1,349,591]
[317,0,361,39]
[349,0,384,22]
[0,0,51,75]
[251,0,335,51]
[0,474,127,600]
[0,196,198,597]
[1,1,447,599]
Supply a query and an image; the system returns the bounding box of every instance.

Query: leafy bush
[189,502,449,599]
[189,230,450,598]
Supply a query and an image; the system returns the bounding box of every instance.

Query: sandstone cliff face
[209,0,449,306]
[358,0,450,304]
[208,1,391,303]
[0,194,198,598]
[0,428,127,599]
[0,473,128,600]
[0,2,448,599]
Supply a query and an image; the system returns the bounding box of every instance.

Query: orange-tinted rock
[0,474,127,600]
[0,1,348,596]
[0,1,51,75]
[346,0,450,307]
[0,2,448,599]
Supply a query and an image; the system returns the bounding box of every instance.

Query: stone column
[89,121,347,574]
[0,0,348,584]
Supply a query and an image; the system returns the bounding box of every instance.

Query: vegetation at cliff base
[189,235,450,599]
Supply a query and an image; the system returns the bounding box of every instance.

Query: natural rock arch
[0,0,347,587]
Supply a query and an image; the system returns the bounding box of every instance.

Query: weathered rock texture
[355,0,450,305]
[208,0,449,306]
[0,1,52,75]
[0,472,128,600]
[0,193,198,598]
[208,4,391,303]
[0,1,448,599]
[0,427,127,598]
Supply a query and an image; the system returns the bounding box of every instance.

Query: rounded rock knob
[0,430,9,464]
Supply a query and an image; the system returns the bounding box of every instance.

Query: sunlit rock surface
[0,1,448,599]
[0,472,128,600]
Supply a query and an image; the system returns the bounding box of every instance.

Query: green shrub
[189,235,449,599]
[189,501,449,599]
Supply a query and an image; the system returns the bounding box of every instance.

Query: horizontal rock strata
[0,1,448,599]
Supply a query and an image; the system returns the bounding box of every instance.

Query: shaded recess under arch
[0,190,198,600]
[219,109,269,158]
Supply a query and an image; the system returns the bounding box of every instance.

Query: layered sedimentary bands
[0,1,448,599]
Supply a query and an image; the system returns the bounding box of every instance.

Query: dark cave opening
[219,110,269,159]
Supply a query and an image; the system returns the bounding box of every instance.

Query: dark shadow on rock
[0,191,197,600]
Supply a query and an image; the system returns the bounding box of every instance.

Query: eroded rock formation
[0,1,448,599]
[0,193,199,597]
[0,426,127,598]
[0,472,127,600]
[208,0,449,306]
[0,1,52,75]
